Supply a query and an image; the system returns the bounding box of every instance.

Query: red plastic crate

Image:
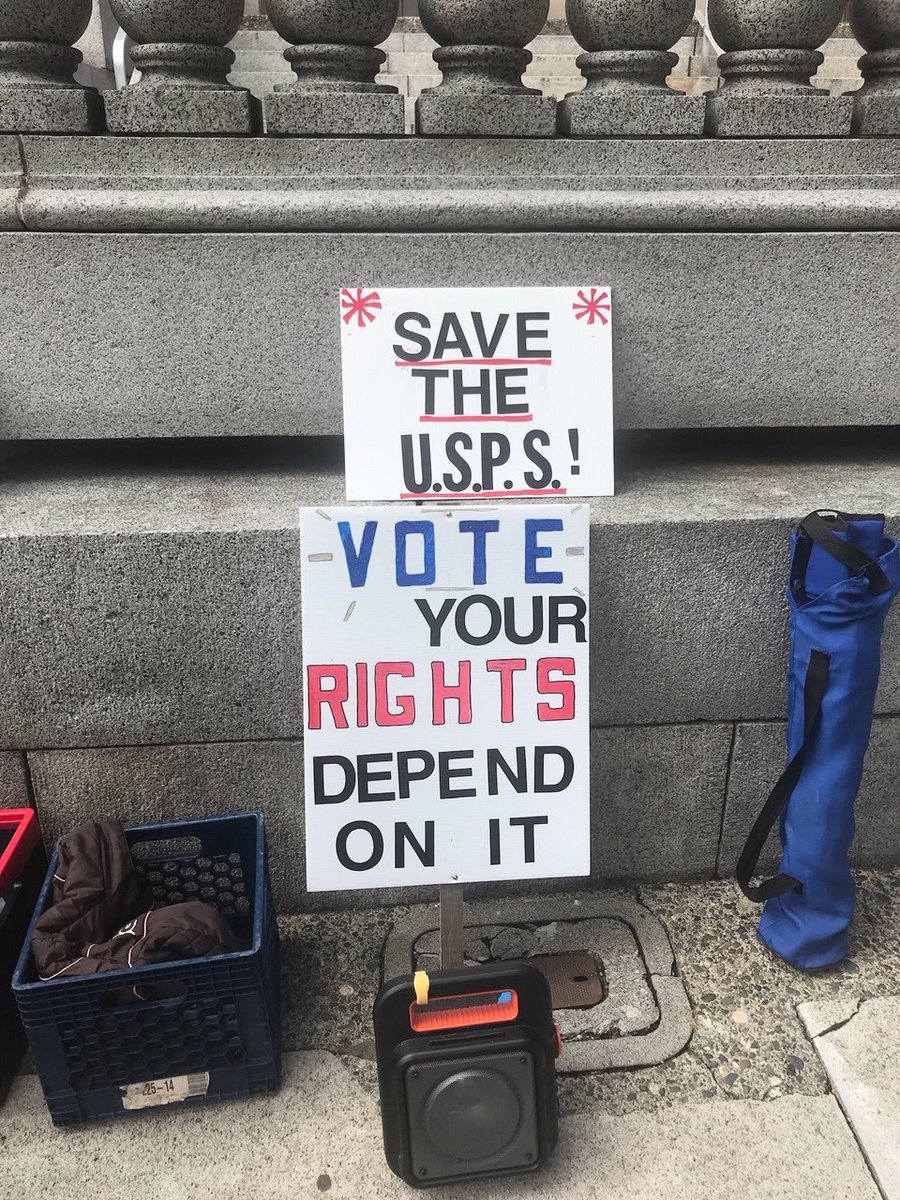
[0,809,41,893]
[1,808,47,1105]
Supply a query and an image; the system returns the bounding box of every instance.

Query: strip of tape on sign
[120,1072,210,1110]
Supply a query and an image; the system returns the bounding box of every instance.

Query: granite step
[3,443,900,904]
[816,78,863,96]
[228,71,294,98]
[819,35,863,56]
[229,29,291,51]
[524,76,585,101]
[398,72,585,102]
[817,55,864,71]
[231,49,292,73]
[387,51,582,75]
[9,138,900,434]
[669,75,720,97]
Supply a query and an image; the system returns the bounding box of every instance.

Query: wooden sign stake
[439,883,465,969]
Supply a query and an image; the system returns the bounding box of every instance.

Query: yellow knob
[414,970,430,1007]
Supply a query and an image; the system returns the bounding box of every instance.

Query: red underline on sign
[400,488,569,500]
[418,414,534,423]
[394,359,553,368]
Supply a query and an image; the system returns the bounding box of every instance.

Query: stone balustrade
[706,0,853,135]
[559,1,705,136]
[415,0,557,136]
[850,0,900,134]
[0,0,897,136]
[263,0,405,135]
[0,1,103,133]
[102,0,260,133]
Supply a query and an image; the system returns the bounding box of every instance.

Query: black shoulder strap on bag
[793,510,891,596]
[736,648,830,902]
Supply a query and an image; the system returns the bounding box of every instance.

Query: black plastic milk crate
[12,811,281,1127]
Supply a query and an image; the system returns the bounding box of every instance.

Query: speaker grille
[405,1050,539,1183]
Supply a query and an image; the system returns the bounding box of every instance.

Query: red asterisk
[341,287,382,327]
[572,288,611,326]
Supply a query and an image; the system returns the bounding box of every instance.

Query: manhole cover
[410,916,657,1043]
[383,892,693,1074]
[530,952,605,1010]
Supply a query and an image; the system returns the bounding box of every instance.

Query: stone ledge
[0,133,23,230]
[23,184,900,234]
[0,751,30,808]
[3,228,900,439]
[3,444,900,745]
[15,135,900,234]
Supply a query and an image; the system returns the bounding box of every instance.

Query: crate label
[120,1072,209,1110]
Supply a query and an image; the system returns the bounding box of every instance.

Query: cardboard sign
[340,287,614,502]
[301,504,591,892]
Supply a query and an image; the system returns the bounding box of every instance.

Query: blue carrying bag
[737,510,900,971]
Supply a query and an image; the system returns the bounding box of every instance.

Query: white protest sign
[339,287,613,502]
[301,504,591,892]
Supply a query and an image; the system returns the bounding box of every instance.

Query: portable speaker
[374,962,560,1188]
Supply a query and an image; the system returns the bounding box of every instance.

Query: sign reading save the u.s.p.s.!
[339,286,614,503]
[301,504,590,892]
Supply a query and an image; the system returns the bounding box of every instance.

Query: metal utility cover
[530,952,605,1010]
[384,892,694,1074]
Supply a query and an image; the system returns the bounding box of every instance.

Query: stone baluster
[264,0,404,136]
[0,0,103,133]
[849,1,900,134]
[104,0,259,134]
[559,0,705,136]
[416,0,556,137]
[706,0,851,136]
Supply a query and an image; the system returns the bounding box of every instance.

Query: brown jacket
[32,820,243,980]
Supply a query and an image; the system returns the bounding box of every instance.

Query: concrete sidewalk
[5,870,900,1199]
[800,994,900,1199]
[0,1056,880,1200]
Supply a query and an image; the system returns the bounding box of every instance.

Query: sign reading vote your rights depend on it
[339,286,614,503]
[301,505,590,892]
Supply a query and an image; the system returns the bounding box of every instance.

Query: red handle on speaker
[409,987,519,1033]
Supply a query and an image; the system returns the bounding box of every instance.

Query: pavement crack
[15,134,28,230]
[715,723,738,876]
[806,998,862,1040]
